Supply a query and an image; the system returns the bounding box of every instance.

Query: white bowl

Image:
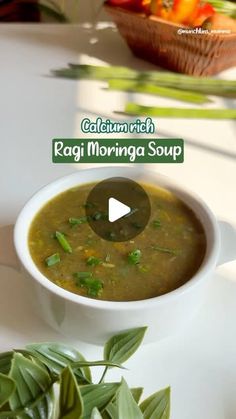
[1,167,235,344]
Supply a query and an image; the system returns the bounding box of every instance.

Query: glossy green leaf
[0,373,15,408]
[117,379,143,419]
[0,352,13,375]
[0,350,43,376]
[72,361,124,369]
[140,387,171,419]
[59,366,83,419]
[104,327,147,365]
[90,407,103,419]
[104,387,143,419]
[103,402,118,419]
[26,343,91,384]
[9,353,54,419]
[0,389,55,418]
[81,383,120,419]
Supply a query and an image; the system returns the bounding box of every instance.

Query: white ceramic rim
[14,166,220,311]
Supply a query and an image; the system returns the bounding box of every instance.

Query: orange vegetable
[191,2,215,27]
[150,0,172,19]
[150,0,200,24]
[170,0,200,23]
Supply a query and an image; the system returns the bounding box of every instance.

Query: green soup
[28,182,206,302]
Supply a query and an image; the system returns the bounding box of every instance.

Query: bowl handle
[0,225,20,271]
[218,221,236,266]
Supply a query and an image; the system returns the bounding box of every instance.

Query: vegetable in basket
[107,0,236,29]
[150,0,200,24]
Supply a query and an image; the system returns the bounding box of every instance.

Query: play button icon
[109,198,131,223]
[85,177,151,242]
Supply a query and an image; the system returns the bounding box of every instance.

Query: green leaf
[131,388,144,404]
[72,361,124,369]
[0,350,44,376]
[26,343,91,384]
[0,352,13,375]
[9,353,54,419]
[90,407,103,419]
[104,387,143,419]
[140,388,171,419]
[117,379,143,419]
[81,383,120,419]
[59,366,83,419]
[104,402,118,419]
[104,327,147,365]
[0,373,15,409]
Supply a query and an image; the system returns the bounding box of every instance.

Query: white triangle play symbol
[108,198,131,223]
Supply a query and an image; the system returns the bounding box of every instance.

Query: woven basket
[105,3,236,76]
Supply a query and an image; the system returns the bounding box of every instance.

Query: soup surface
[29,182,206,301]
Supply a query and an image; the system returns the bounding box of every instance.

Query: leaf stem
[99,366,109,384]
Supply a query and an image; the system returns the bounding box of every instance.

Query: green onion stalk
[52,64,236,98]
[108,79,211,104]
[207,0,236,18]
[125,103,236,119]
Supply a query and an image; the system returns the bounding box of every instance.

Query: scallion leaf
[74,272,93,280]
[153,220,162,229]
[45,253,61,267]
[92,212,108,221]
[77,277,103,297]
[55,231,72,254]
[128,249,142,265]
[207,0,236,17]
[69,217,89,226]
[92,212,103,221]
[86,256,102,266]
[152,245,177,255]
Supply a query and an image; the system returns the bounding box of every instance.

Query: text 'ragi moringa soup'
[28,182,206,302]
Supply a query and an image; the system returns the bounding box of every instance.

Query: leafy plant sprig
[0,328,170,418]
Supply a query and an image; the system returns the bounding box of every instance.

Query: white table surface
[0,23,236,419]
